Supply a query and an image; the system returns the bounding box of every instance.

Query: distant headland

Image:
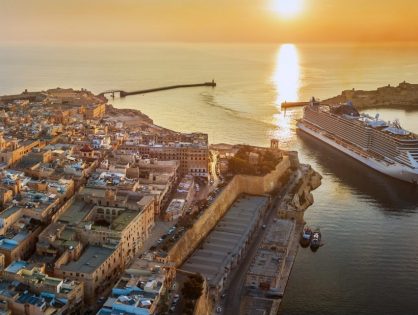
[323,81,418,109]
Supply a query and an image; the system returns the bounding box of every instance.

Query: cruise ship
[297,98,418,184]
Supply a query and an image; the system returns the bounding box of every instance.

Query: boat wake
[200,91,278,129]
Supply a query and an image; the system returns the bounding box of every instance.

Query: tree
[228,157,255,175]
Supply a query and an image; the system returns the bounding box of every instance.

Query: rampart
[167,155,291,266]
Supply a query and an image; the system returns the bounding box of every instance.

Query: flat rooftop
[111,210,138,232]
[59,245,115,274]
[5,260,27,274]
[58,199,93,225]
[264,219,294,248]
[247,249,285,278]
[182,194,268,287]
[0,205,21,218]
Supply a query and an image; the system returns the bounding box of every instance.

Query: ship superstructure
[297,98,418,183]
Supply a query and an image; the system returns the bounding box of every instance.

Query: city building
[121,134,209,178]
[2,260,84,313]
[0,140,40,167]
[54,244,121,304]
[97,256,175,315]
[0,216,43,266]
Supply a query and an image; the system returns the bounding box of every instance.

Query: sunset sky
[1,0,417,43]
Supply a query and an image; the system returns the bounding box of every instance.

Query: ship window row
[306,109,416,145]
[305,109,415,168]
[307,113,405,163]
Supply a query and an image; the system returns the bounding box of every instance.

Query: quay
[281,101,310,108]
[101,80,216,98]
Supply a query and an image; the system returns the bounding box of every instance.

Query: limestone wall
[278,165,322,223]
[193,278,212,315]
[167,156,291,266]
[294,166,322,211]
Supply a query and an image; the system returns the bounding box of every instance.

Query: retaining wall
[167,156,291,266]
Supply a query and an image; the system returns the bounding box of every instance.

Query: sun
[271,0,304,18]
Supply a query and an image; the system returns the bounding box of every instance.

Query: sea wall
[294,165,322,211]
[278,165,322,223]
[167,155,291,266]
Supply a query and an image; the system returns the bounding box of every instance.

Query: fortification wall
[193,278,212,315]
[278,165,322,223]
[167,156,291,266]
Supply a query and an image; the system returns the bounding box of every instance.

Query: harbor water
[1,42,418,315]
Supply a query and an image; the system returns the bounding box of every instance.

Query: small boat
[300,226,312,247]
[310,229,321,251]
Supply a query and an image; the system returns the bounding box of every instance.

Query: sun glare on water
[271,0,304,18]
[273,43,300,105]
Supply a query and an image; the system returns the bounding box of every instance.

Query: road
[209,150,220,188]
[141,220,176,252]
[194,150,220,202]
[221,170,300,314]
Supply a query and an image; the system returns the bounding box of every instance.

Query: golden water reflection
[273,43,301,106]
[271,44,301,147]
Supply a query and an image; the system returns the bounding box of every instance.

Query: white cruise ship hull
[297,122,418,184]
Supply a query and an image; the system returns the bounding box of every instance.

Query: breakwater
[101,81,216,98]
[281,101,310,108]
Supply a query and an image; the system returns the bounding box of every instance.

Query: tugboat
[310,228,321,252]
[300,226,312,248]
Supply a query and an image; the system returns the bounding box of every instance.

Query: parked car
[168,227,176,234]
